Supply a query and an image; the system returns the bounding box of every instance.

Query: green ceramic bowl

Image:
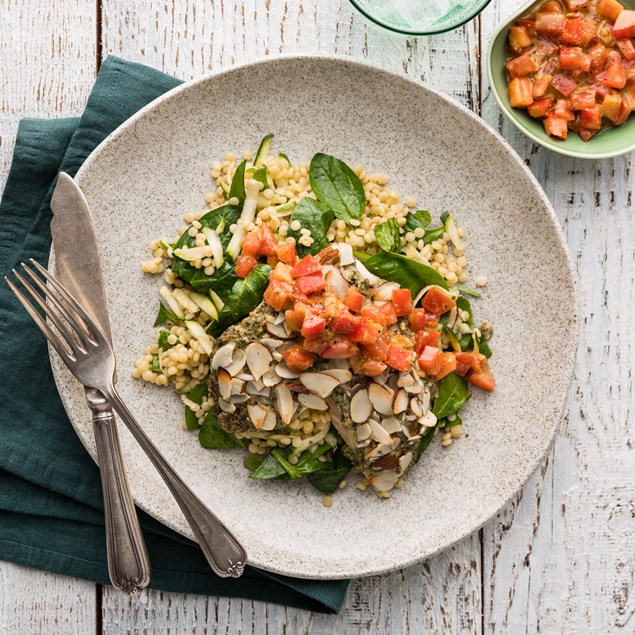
[486,0,635,159]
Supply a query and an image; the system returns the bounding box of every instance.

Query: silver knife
[50,172,151,595]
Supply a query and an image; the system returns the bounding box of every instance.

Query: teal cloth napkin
[0,56,349,614]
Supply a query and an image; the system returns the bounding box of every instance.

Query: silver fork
[6,260,247,578]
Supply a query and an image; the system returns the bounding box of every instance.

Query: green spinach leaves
[363,252,448,295]
[287,197,334,257]
[374,218,401,253]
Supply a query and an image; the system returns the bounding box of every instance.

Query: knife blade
[50,172,151,594]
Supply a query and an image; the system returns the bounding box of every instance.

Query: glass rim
[347,0,493,36]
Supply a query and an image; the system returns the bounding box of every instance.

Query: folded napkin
[0,56,349,614]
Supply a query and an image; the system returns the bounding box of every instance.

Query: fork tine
[5,276,75,363]
[29,259,104,345]
[19,263,92,352]
[11,268,84,356]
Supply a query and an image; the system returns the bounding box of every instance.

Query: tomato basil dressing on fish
[133,134,494,503]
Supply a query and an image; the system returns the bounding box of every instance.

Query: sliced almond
[225,349,247,377]
[260,338,283,351]
[274,311,286,325]
[236,372,254,382]
[368,470,399,492]
[419,411,437,428]
[230,394,250,404]
[275,362,300,379]
[325,268,349,298]
[410,397,423,418]
[272,351,283,362]
[297,393,328,411]
[275,384,294,424]
[299,372,340,399]
[356,422,372,442]
[322,369,353,383]
[231,378,245,395]
[212,343,235,370]
[372,370,389,386]
[366,442,393,459]
[397,372,414,388]
[265,316,292,339]
[262,368,282,387]
[262,410,278,431]
[368,383,394,416]
[336,242,354,265]
[392,389,409,415]
[418,389,431,414]
[399,452,413,474]
[247,404,268,429]
[404,377,423,395]
[245,342,273,381]
[217,369,232,400]
[351,389,372,424]
[246,382,271,398]
[381,416,402,435]
[218,398,236,413]
[369,419,393,445]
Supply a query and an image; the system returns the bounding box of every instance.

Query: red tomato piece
[302,336,331,354]
[413,330,441,355]
[349,317,383,344]
[359,359,388,377]
[455,351,486,376]
[544,115,569,138]
[517,19,536,31]
[301,314,326,339]
[614,101,632,125]
[569,87,597,110]
[434,353,457,381]
[283,344,315,372]
[275,240,297,266]
[601,90,623,122]
[271,261,293,284]
[535,13,565,36]
[602,60,628,88]
[527,96,554,117]
[361,304,387,327]
[541,1,564,12]
[554,99,576,121]
[467,360,495,391]
[589,44,609,73]
[508,77,534,107]
[259,224,278,257]
[331,310,361,335]
[506,54,538,78]
[391,288,413,316]
[580,105,603,129]
[418,346,442,375]
[263,279,292,311]
[559,47,592,72]
[564,0,588,10]
[378,302,398,325]
[551,74,577,96]
[235,254,257,278]
[322,293,343,320]
[241,231,261,259]
[617,39,635,61]
[613,10,635,40]
[578,127,599,141]
[386,345,415,372]
[294,272,325,296]
[596,0,624,21]
[290,254,321,278]
[422,287,456,315]
[360,334,390,361]
[560,18,597,47]
[508,25,533,49]
[532,74,554,98]
[321,339,358,359]
[409,308,429,331]
[284,309,301,332]
[344,287,364,313]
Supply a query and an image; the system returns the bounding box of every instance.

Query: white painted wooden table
[1,1,633,632]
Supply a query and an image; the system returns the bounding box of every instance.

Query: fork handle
[92,406,151,594]
[102,386,246,578]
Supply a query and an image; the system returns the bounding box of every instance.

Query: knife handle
[92,407,151,594]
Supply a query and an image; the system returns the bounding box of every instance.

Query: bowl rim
[485,0,635,159]
[347,0,493,36]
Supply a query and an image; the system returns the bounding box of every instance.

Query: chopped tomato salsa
[505,0,635,140]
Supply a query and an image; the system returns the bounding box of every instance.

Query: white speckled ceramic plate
[50,55,577,579]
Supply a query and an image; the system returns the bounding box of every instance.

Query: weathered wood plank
[99,0,483,631]
[479,1,635,633]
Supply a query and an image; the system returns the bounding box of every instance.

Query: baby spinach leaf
[479,340,493,359]
[184,383,208,430]
[404,210,432,234]
[444,413,462,428]
[309,153,366,223]
[199,412,245,449]
[415,426,436,462]
[454,297,492,358]
[307,448,352,494]
[150,354,161,373]
[158,330,175,351]
[153,302,179,327]
[423,225,445,245]
[208,264,271,337]
[432,372,469,419]
[374,219,401,253]
[363,252,448,295]
[287,197,335,257]
[248,452,288,479]
[228,160,246,203]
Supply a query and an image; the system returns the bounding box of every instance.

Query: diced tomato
[601,90,623,121]
[349,317,383,344]
[617,39,635,61]
[294,272,325,296]
[560,18,597,47]
[467,360,495,391]
[321,339,358,359]
[275,240,297,266]
[434,353,457,381]
[301,314,326,339]
[508,77,534,107]
[554,98,576,120]
[602,59,628,88]
[359,359,388,377]
[508,25,533,49]
[422,287,456,315]
[385,345,415,372]
[378,302,398,325]
[621,80,635,108]
[544,115,569,138]
[290,254,321,278]
[331,310,361,335]
[580,105,603,129]
[455,351,486,376]
[361,304,387,327]
[263,279,292,311]
[560,46,591,72]
[344,286,364,313]
[241,230,261,259]
[589,44,609,73]
[235,254,257,278]
[391,288,413,316]
[409,308,428,331]
[413,330,441,355]
[564,0,588,10]
[517,19,536,32]
[284,309,301,332]
[271,261,293,285]
[258,224,278,256]
[506,54,537,78]
[551,73,577,96]
[570,87,597,110]
[418,346,442,375]
[625,58,635,81]
[527,96,554,117]
[578,127,599,141]
[596,0,624,21]
[283,344,315,372]
[360,334,390,361]
[614,101,632,125]
[535,13,565,36]
[532,74,553,97]
[613,10,635,40]
[302,336,331,354]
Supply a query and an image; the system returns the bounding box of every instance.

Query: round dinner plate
[51,55,577,579]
